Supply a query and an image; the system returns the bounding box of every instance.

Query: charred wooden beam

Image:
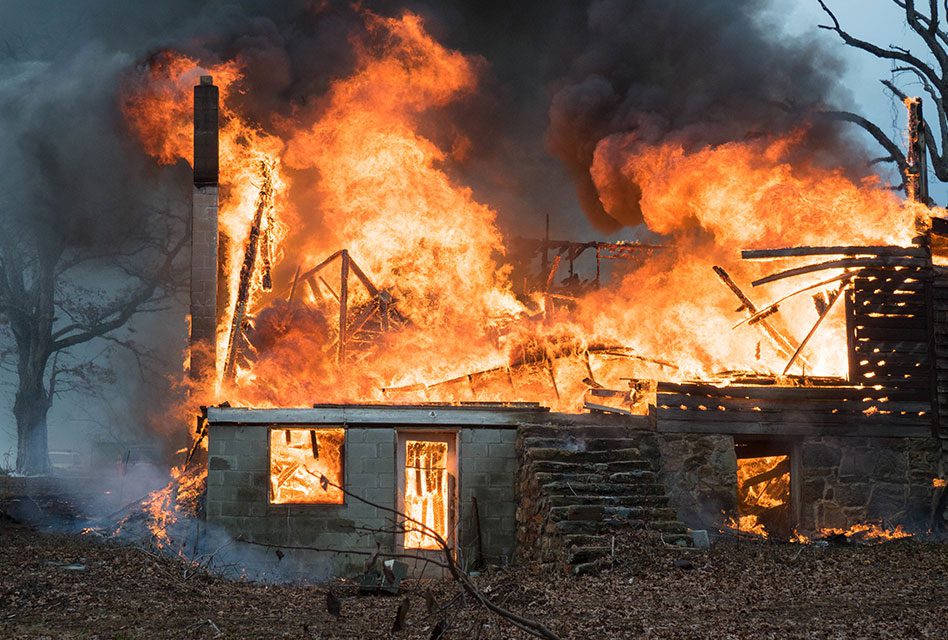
[338,250,350,363]
[742,246,928,260]
[287,265,301,302]
[223,160,275,380]
[735,272,861,329]
[782,281,848,374]
[905,97,929,204]
[713,266,810,369]
[347,256,379,297]
[317,275,339,302]
[544,254,562,292]
[298,249,344,283]
[752,257,929,287]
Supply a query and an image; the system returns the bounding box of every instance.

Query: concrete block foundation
[205,412,520,578]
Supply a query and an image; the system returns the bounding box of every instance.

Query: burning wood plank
[782,280,850,375]
[223,159,276,380]
[742,245,929,260]
[733,271,857,329]
[713,266,810,370]
[752,256,929,287]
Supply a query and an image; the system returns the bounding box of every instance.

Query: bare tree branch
[817,0,941,85]
[818,109,909,174]
[50,229,187,353]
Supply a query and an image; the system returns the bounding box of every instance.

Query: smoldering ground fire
[86,2,947,580]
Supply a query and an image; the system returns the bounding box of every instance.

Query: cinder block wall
[206,425,397,577]
[206,424,518,577]
[458,428,518,567]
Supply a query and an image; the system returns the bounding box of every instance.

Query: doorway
[396,431,458,552]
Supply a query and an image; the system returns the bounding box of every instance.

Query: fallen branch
[319,476,561,640]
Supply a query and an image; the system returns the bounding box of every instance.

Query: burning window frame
[395,430,458,552]
[268,426,347,505]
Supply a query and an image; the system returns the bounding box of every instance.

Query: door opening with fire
[397,432,457,551]
[733,439,794,539]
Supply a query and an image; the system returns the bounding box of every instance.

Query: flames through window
[403,439,451,550]
[269,427,345,504]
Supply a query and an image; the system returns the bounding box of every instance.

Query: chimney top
[199,75,214,86]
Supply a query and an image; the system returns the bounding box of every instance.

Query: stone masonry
[657,434,738,529]
[800,435,944,530]
[189,185,218,380]
[516,418,690,575]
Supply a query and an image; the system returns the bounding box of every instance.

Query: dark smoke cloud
[3,0,857,240]
[0,0,860,455]
[545,0,856,233]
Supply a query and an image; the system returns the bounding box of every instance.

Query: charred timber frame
[512,235,662,290]
[265,249,396,363]
[712,266,811,370]
[657,240,940,438]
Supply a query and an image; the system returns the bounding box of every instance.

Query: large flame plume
[123,10,939,411]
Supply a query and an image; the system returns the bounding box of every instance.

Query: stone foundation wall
[800,436,944,531]
[655,432,945,532]
[657,434,738,529]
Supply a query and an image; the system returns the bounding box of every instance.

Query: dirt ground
[1,516,946,640]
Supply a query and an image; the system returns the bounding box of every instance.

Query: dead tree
[0,207,188,474]
[816,1,948,193]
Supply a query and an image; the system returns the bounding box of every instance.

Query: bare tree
[817,1,948,190]
[0,203,187,475]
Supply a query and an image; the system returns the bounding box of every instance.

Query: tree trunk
[14,353,52,475]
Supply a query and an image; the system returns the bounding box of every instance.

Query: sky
[0,1,938,465]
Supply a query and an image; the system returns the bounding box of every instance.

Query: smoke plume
[545,0,856,232]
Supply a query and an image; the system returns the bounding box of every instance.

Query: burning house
[117,13,948,579]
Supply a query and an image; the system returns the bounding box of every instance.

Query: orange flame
[124,10,943,414]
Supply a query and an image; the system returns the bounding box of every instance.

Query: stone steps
[516,422,690,575]
[522,436,642,451]
[547,503,678,521]
[543,494,671,508]
[526,447,646,464]
[533,469,657,485]
[527,459,656,474]
[540,481,667,496]
[520,424,636,440]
